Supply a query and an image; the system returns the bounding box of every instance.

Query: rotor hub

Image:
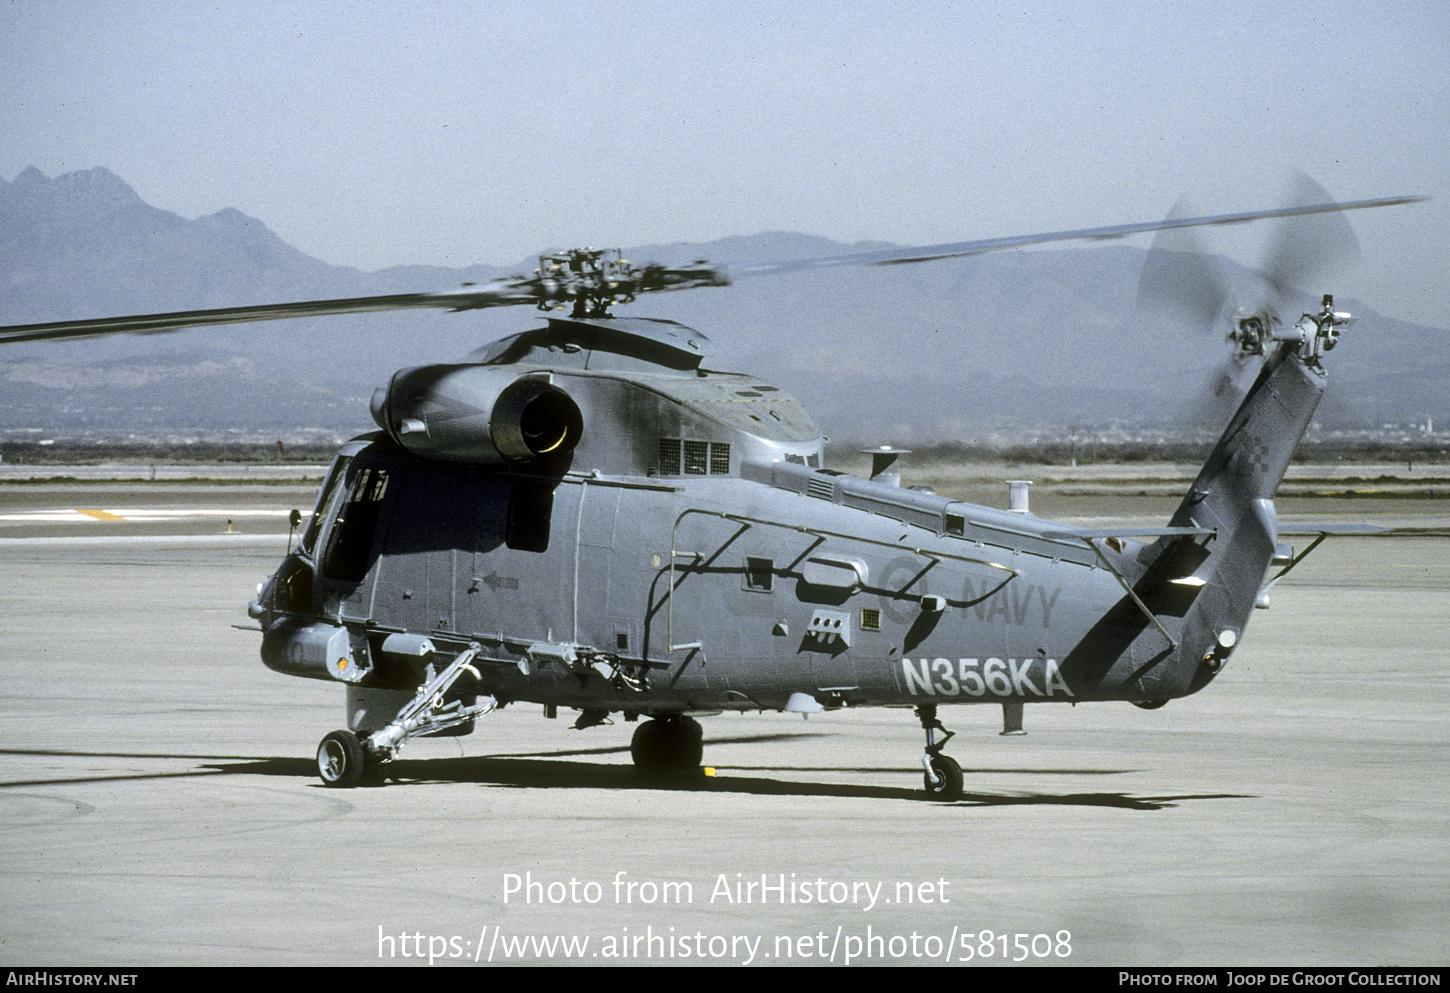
[531,248,726,319]
[1230,294,1353,365]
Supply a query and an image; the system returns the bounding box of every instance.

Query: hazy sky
[3,0,1446,326]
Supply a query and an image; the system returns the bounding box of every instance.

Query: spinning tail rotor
[1132,172,1382,425]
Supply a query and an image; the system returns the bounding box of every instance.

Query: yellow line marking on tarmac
[75,509,127,521]
[0,509,293,526]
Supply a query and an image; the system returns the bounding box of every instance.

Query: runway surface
[0,484,1446,967]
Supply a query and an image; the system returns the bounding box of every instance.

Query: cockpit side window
[299,455,353,557]
[322,465,392,581]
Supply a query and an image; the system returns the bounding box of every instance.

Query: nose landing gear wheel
[317,729,366,788]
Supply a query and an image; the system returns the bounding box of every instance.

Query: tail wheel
[923,753,963,801]
[631,716,703,774]
[317,729,367,788]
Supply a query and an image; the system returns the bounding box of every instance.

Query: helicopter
[0,186,1427,799]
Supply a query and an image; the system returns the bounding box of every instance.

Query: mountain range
[2,166,1444,443]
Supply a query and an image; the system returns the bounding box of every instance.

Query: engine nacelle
[370,365,583,463]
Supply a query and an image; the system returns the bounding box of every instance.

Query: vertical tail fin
[1151,341,1328,696]
[1172,343,1326,529]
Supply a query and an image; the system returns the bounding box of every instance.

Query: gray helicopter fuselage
[255,314,1316,722]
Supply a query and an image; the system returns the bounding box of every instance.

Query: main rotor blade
[0,279,538,344]
[0,192,1425,345]
[724,194,1426,279]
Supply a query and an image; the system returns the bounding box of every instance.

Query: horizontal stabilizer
[1041,526,1216,541]
[1277,523,1387,536]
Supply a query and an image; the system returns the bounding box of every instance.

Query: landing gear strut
[916,704,962,800]
[315,644,497,788]
[631,715,703,775]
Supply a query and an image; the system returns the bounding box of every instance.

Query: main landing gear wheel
[630,716,704,775]
[915,704,963,801]
[317,729,368,788]
[923,754,963,800]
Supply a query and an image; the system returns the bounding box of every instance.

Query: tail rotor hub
[1229,312,1272,356]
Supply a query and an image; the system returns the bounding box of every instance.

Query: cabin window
[743,556,774,592]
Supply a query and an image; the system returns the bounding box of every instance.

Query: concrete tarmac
[0,486,1446,967]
